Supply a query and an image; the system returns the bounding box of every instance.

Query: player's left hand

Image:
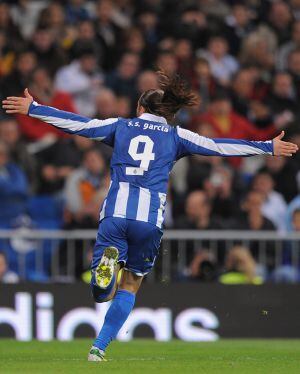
[273,131,298,157]
[2,88,33,115]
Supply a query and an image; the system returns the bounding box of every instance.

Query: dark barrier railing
[0,229,299,282]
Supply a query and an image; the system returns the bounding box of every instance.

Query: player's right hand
[2,88,33,115]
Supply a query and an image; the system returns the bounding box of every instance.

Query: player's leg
[90,217,128,304]
[88,221,162,362]
[89,270,143,361]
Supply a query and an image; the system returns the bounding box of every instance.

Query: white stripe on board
[156,192,166,228]
[136,187,151,222]
[113,182,129,217]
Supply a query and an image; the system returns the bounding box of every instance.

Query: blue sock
[91,273,116,303]
[93,289,135,351]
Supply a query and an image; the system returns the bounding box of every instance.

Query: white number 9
[126,135,155,175]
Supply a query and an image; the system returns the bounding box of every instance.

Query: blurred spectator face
[194,58,210,80]
[138,11,158,31]
[0,3,10,28]
[96,0,113,23]
[137,70,158,93]
[118,53,140,79]
[16,51,36,76]
[232,69,254,98]
[205,167,233,197]
[288,50,300,75]
[80,54,97,73]
[292,21,300,44]
[209,98,231,116]
[225,245,256,281]
[273,73,293,97]
[185,190,211,220]
[175,39,193,60]
[0,141,8,167]
[292,210,300,231]
[0,253,7,280]
[181,9,206,28]
[95,89,117,117]
[232,4,250,27]
[33,28,54,52]
[243,190,264,213]
[84,150,106,175]
[208,37,228,59]
[0,119,20,146]
[48,3,65,27]
[269,2,292,29]
[197,123,217,138]
[253,173,274,196]
[73,135,94,151]
[116,96,131,117]
[78,21,95,40]
[126,29,145,53]
[32,68,52,91]
[265,155,286,172]
[156,52,177,76]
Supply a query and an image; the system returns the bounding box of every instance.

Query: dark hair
[138,71,198,121]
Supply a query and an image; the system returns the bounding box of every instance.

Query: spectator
[277,20,300,70]
[105,52,140,105]
[64,148,109,228]
[219,245,263,285]
[265,72,298,120]
[198,36,239,86]
[55,45,103,117]
[0,140,28,227]
[287,49,300,97]
[1,50,37,98]
[252,171,287,232]
[238,190,276,231]
[224,3,253,56]
[29,25,67,75]
[94,88,117,119]
[203,165,241,224]
[0,252,19,283]
[261,156,298,203]
[155,51,178,76]
[65,0,90,25]
[16,66,76,140]
[70,20,103,65]
[187,250,218,281]
[0,30,15,78]
[230,68,255,117]
[94,0,123,69]
[192,57,219,112]
[267,1,293,45]
[0,117,36,189]
[175,190,223,230]
[190,92,278,167]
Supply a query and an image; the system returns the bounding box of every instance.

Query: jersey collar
[139,113,167,124]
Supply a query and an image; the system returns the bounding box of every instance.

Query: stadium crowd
[1,0,300,282]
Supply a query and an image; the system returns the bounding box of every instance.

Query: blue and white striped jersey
[29,102,273,228]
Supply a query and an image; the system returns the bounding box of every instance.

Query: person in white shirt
[54,45,103,117]
[252,171,287,232]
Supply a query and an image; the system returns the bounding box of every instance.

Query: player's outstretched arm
[2,89,118,144]
[176,127,298,158]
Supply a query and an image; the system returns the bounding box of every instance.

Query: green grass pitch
[1,339,300,373]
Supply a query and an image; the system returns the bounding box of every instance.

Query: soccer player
[2,71,298,361]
